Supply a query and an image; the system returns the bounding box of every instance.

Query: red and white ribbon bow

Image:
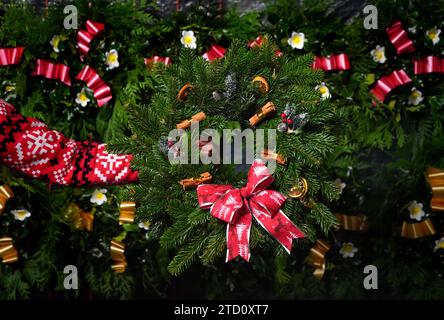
[77,20,105,57]
[386,21,415,55]
[31,59,71,86]
[0,47,25,66]
[312,54,350,71]
[370,69,412,104]
[144,56,172,66]
[76,66,112,107]
[202,44,226,61]
[197,159,305,262]
[413,56,444,75]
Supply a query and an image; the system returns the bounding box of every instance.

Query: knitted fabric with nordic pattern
[0,99,138,186]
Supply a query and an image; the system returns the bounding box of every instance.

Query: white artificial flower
[138,221,151,230]
[371,45,387,63]
[334,178,346,193]
[287,32,305,50]
[408,200,425,221]
[315,82,331,100]
[426,27,441,45]
[11,209,31,221]
[105,49,120,70]
[50,35,62,53]
[408,87,424,106]
[90,189,108,205]
[434,237,444,252]
[75,88,90,107]
[339,242,358,258]
[180,30,197,49]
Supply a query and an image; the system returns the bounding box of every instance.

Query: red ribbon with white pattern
[76,66,112,107]
[312,54,350,71]
[31,59,71,86]
[202,44,226,61]
[77,20,105,57]
[413,56,444,75]
[0,47,25,66]
[197,159,305,262]
[386,21,415,55]
[370,69,412,104]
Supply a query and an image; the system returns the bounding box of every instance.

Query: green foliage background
[0,0,444,299]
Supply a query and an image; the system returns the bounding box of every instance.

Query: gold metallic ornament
[0,236,18,264]
[64,203,94,231]
[306,240,330,280]
[119,202,136,225]
[0,184,14,215]
[427,167,444,212]
[335,213,368,231]
[288,178,308,199]
[110,239,127,274]
[401,218,436,239]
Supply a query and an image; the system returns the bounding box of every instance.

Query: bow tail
[226,206,252,262]
[253,209,305,253]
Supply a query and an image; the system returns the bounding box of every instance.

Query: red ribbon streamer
[386,21,415,55]
[144,56,172,66]
[413,56,444,74]
[31,59,71,86]
[77,20,105,56]
[75,66,112,107]
[370,69,412,104]
[202,44,226,61]
[197,159,305,262]
[0,47,25,66]
[312,54,350,71]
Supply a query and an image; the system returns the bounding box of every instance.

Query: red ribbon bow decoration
[202,44,226,61]
[144,56,172,66]
[77,20,105,57]
[370,69,412,104]
[31,59,71,86]
[312,54,350,71]
[413,56,444,75]
[386,21,415,55]
[197,159,305,262]
[76,66,112,107]
[0,47,25,66]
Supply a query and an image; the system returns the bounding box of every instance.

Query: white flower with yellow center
[315,82,331,100]
[426,27,441,45]
[75,88,90,107]
[180,30,197,49]
[50,35,63,53]
[105,49,120,70]
[4,84,15,92]
[371,45,387,64]
[408,200,425,221]
[334,178,346,193]
[90,189,108,206]
[408,87,424,105]
[339,242,358,258]
[287,32,305,50]
[138,221,151,231]
[434,237,444,251]
[11,209,31,221]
